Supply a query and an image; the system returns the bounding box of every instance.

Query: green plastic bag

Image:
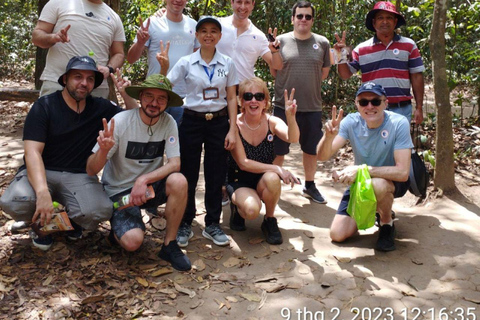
[347,164,377,230]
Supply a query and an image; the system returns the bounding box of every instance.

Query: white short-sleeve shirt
[216,15,270,82]
[167,50,239,113]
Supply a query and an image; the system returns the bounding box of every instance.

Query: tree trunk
[429,0,455,191]
[105,0,121,103]
[34,0,49,90]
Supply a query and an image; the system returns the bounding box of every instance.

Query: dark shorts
[110,178,168,238]
[273,107,323,156]
[226,173,263,197]
[336,179,410,216]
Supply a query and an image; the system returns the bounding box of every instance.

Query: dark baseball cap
[196,16,222,32]
[58,56,104,88]
[356,82,387,97]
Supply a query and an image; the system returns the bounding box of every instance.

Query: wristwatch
[108,65,115,74]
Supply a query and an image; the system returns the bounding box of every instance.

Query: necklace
[244,116,262,131]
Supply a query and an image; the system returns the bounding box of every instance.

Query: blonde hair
[238,77,272,113]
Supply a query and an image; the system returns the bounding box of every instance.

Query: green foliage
[0,0,37,80]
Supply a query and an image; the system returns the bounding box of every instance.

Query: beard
[141,104,164,119]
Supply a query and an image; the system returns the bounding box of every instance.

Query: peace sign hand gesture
[267,27,280,52]
[110,68,130,94]
[333,31,347,52]
[136,17,150,44]
[97,118,115,152]
[325,105,344,138]
[156,40,170,75]
[284,88,297,117]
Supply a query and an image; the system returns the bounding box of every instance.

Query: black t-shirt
[22,91,123,173]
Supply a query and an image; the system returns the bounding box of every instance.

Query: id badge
[203,87,219,100]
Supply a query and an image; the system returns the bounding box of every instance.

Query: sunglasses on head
[357,98,385,107]
[296,14,313,20]
[243,92,266,101]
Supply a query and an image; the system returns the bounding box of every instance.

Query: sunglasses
[357,98,385,107]
[243,92,266,101]
[295,14,313,20]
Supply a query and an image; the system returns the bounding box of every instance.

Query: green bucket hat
[125,74,183,107]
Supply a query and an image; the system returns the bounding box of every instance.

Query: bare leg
[303,152,317,182]
[231,187,262,220]
[257,172,281,218]
[164,173,188,245]
[372,178,395,224]
[273,155,284,166]
[330,215,358,242]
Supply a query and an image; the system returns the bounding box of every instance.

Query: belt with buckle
[388,100,412,108]
[183,107,228,120]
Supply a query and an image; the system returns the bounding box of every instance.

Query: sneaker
[302,185,327,204]
[8,221,29,234]
[31,232,53,251]
[158,241,192,271]
[376,223,396,251]
[66,222,83,241]
[261,217,283,245]
[221,189,230,207]
[202,223,230,246]
[176,222,193,248]
[229,202,246,231]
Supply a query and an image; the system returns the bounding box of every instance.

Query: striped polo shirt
[348,34,425,104]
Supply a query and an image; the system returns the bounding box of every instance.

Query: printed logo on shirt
[313,43,319,50]
[381,130,389,139]
[253,35,257,40]
[85,12,97,19]
[168,136,176,144]
[267,134,274,142]
[393,48,400,55]
[125,141,165,160]
[217,69,227,77]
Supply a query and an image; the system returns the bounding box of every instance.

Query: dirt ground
[1,94,480,319]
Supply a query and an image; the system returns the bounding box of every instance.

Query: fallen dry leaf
[240,292,261,302]
[151,267,173,277]
[270,245,281,253]
[42,275,53,286]
[223,257,241,268]
[81,295,104,305]
[334,255,351,263]
[254,250,271,259]
[151,217,167,230]
[174,282,196,298]
[248,237,264,245]
[193,259,206,271]
[226,296,238,303]
[136,277,149,287]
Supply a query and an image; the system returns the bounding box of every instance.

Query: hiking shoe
[261,217,283,245]
[221,189,230,207]
[176,222,193,248]
[376,223,396,251]
[230,202,246,231]
[302,185,327,204]
[375,210,396,227]
[66,222,83,241]
[158,241,192,271]
[31,232,53,251]
[202,223,230,246]
[9,221,29,234]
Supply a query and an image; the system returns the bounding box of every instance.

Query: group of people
[0,0,424,271]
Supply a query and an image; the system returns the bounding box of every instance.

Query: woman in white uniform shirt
[162,16,238,247]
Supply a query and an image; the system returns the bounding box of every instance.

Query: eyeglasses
[295,14,313,20]
[243,92,266,101]
[357,98,385,107]
[142,93,168,105]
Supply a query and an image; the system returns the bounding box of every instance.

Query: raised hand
[97,118,115,152]
[154,7,167,18]
[324,105,344,137]
[54,24,70,44]
[156,40,170,74]
[110,68,131,94]
[136,16,150,44]
[267,27,280,51]
[284,88,297,117]
[333,31,346,51]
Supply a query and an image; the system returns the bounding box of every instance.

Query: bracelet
[108,66,115,74]
[271,51,279,54]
